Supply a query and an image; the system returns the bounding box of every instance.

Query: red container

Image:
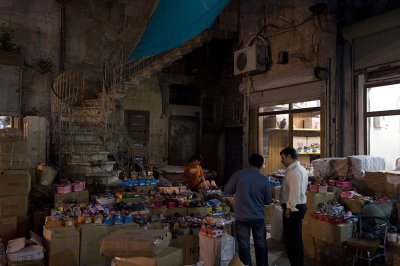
[337,181,352,189]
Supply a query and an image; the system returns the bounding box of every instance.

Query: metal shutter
[249,80,324,108]
[0,64,21,116]
[342,9,400,70]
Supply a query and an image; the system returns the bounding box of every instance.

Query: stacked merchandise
[198,213,235,266]
[5,237,44,266]
[0,129,31,249]
[100,229,183,266]
[302,190,352,265]
[306,155,400,265]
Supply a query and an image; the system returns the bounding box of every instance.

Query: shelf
[298,152,320,155]
[293,128,320,132]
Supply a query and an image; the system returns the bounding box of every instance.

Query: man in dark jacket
[224,153,272,266]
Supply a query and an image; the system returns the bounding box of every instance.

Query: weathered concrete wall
[0,0,155,115]
[238,0,338,157]
[124,77,167,166]
[0,0,59,116]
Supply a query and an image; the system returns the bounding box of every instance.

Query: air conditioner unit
[234,45,268,76]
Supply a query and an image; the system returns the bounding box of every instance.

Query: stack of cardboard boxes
[100,229,183,266]
[0,138,31,244]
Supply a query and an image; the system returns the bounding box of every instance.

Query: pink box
[318,185,328,193]
[57,184,72,194]
[72,182,85,192]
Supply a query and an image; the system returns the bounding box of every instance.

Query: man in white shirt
[279,147,308,266]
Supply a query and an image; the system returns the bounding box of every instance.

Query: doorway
[168,115,200,165]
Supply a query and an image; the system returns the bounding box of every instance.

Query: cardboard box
[303,117,320,129]
[0,141,27,154]
[54,190,89,205]
[302,217,313,237]
[365,171,400,196]
[312,220,352,245]
[199,234,235,266]
[0,158,30,170]
[0,195,28,217]
[100,229,171,257]
[170,235,199,265]
[79,224,108,266]
[0,216,17,243]
[77,223,140,266]
[111,246,183,266]
[111,247,182,266]
[0,170,31,196]
[340,197,365,215]
[43,227,80,266]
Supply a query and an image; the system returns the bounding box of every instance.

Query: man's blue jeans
[235,220,268,266]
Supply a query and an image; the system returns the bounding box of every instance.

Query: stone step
[71,106,103,118]
[62,132,101,143]
[65,161,115,175]
[63,151,110,162]
[61,121,100,133]
[65,142,106,153]
[67,171,120,185]
[82,99,103,107]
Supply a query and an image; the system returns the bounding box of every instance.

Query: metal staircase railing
[50,64,143,178]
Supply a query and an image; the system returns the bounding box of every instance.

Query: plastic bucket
[38,164,58,186]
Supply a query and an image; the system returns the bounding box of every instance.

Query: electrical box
[233,45,268,76]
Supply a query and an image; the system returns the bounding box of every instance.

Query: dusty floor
[249,238,322,266]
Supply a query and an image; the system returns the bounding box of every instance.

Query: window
[259,100,321,174]
[365,83,400,170]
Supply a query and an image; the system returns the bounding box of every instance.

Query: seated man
[184,154,217,190]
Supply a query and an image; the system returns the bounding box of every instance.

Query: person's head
[280,147,298,167]
[188,154,204,164]
[248,153,264,169]
[396,158,400,170]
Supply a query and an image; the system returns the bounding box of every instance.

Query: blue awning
[127,0,230,62]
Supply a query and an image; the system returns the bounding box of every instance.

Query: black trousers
[281,204,307,266]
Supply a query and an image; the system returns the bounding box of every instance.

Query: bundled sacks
[311,156,386,180]
[348,155,385,180]
[312,158,348,177]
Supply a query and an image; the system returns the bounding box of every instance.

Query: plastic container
[38,164,58,186]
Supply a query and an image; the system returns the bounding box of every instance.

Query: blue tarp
[127,0,230,62]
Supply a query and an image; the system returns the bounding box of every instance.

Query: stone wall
[0,0,155,115]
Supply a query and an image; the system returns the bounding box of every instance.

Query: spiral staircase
[50,30,223,184]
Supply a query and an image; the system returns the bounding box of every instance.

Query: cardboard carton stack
[364,171,400,197]
[0,132,31,244]
[100,229,183,266]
